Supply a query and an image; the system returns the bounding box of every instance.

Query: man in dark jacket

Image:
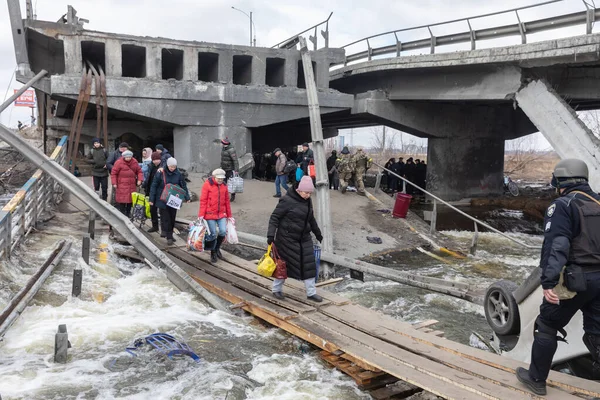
[149,157,190,245]
[404,157,416,194]
[267,176,323,302]
[86,138,108,201]
[327,150,337,190]
[143,151,162,232]
[516,159,600,396]
[295,142,314,175]
[106,142,128,172]
[155,144,172,168]
[220,138,239,201]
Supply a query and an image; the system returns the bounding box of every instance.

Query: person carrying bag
[266,176,323,302]
[149,158,190,246]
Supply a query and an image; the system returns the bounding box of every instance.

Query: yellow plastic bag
[257,244,276,277]
[131,192,151,219]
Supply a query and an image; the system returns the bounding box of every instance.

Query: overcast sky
[0,0,595,150]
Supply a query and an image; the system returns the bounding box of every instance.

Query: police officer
[516,159,600,396]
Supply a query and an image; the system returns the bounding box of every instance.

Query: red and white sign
[13,89,36,107]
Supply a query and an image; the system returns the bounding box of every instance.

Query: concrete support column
[315,61,329,89]
[427,137,504,201]
[105,39,122,77]
[64,37,83,75]
[183,48,197,81]
[252,56,266,86]
[284,56,299,87]
[516,79,600,191]
[218,53,233,84]
[173,126,250,173]
[146,45,161,79]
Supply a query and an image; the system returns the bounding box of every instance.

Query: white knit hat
[166,157,177,167]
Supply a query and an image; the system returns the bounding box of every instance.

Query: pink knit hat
[297,176,314,193]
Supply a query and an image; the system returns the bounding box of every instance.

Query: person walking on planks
[198,168,232,263]
[516,159,600,396]
[220,138,239,202]
[267,176,323,303]
[149,158,190,246]
[111,150,143,218]
[86,138,108,201]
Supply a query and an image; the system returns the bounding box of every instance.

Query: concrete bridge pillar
[516,79,600,191]
[427,137,505,201]
[173,126,251,173]
[146,45,162,79]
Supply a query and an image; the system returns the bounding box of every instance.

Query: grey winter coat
[275,153,287,175]
[267,188,322,280]
[221,144,239,171]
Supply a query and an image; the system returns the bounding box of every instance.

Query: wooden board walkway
[138,232,600,399]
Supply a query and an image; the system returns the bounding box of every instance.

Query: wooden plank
[166,253,297,321]
[429,330,445,337]
[412,319,438,330]
[319,304,591,398]
[302,312,556,400]
[167,253,316,314]
[169,248,331,308]
[316,277,344,287]
[218,249,351,305]
[293,316,485,400]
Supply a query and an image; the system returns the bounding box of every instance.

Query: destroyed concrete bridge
[7,0,600,200]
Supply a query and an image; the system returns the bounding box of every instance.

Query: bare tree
[504,135,550,176]
[579,110,600,140]
[370,126,397,157]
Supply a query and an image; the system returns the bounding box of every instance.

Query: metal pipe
[272,12,333,48]
[0,69,47,113]
[373,162,541,250]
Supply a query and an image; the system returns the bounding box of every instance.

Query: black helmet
[341,146,350,155]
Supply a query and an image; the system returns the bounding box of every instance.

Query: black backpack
[283,160,297,174]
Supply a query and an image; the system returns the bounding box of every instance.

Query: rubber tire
[485,280,520,336]
[508,181,519,197]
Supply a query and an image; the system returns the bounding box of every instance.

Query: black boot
[147,225,159,233]
[230,193,236,202]
[215,236,225,260]
[516,368,546,396]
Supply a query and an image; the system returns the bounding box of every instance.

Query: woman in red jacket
[110,150,143,217]
[198,168,232,263]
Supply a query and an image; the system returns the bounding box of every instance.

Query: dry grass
[505,153,559,182]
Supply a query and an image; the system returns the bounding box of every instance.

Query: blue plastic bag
[296,167,304,182]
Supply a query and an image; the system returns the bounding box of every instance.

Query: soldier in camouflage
[337,146,354,194]
[352,147,371,196]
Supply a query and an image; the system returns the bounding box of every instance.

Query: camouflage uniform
[353,149,368,195]
[337,154,355,194]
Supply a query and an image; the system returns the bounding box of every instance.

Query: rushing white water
[0,225,368,400]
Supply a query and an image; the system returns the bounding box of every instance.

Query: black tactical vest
[568,193,600,268]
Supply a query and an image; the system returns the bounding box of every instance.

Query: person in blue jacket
[149,157,190,245]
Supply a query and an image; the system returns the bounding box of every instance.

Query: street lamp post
[231,6,256,46]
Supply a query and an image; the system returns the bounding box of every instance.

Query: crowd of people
[383,156,427,195]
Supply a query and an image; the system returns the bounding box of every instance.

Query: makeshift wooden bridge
[139,232,600,400]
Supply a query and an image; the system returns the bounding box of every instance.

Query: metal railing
[334,0,599,66]
[373,162,542,254]
[0,136,68,259]
[271,12,333,50]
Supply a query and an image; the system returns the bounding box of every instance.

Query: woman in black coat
[267,176,323,302]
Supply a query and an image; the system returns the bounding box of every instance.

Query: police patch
[547,204,556,217]
[545,221,552,232]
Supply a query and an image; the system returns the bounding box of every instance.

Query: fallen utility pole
[298,36,334,278]
[234,230,485,304]
[0,84,226,311]
[0,239,72,338]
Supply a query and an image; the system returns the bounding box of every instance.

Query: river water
[0,218,543,399]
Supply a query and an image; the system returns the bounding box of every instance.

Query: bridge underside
[328,58,600,199]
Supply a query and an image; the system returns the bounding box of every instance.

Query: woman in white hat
[198,168,232,262]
